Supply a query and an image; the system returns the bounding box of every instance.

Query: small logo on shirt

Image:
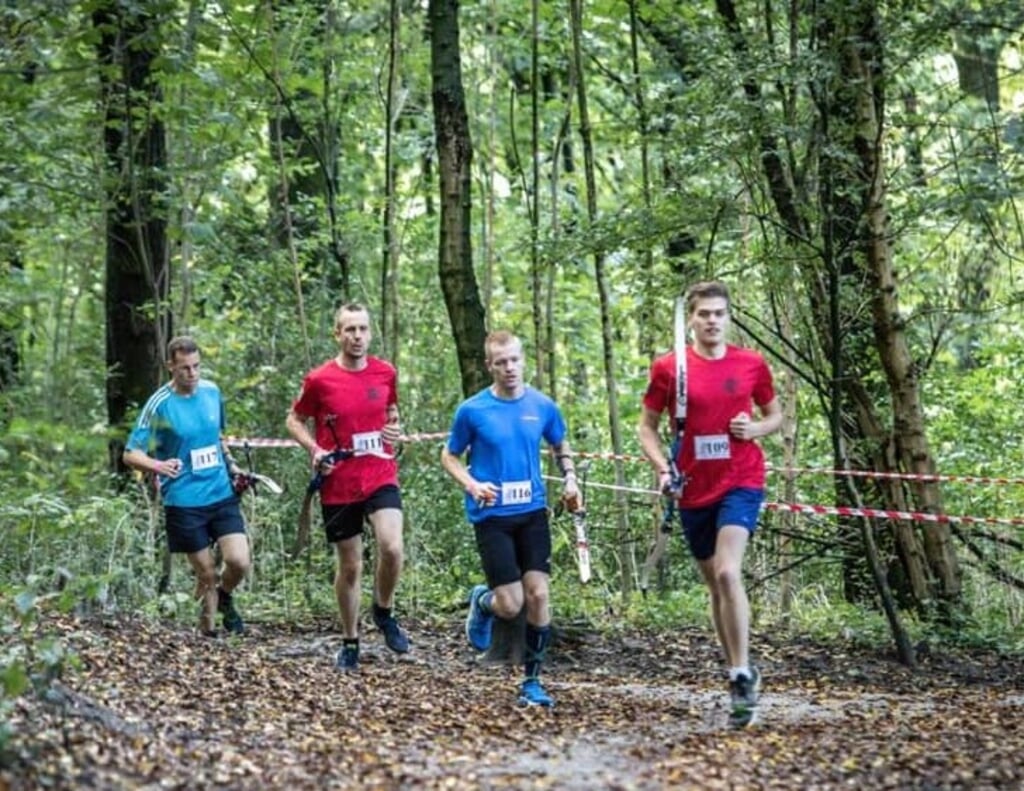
[724,378,739,394]
[367,387,382,401]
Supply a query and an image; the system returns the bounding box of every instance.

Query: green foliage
[0,0,1022,658]
[0,581,79,759]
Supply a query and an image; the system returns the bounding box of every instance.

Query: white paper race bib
[190,444,220,472]
[501,480,533,505]
[694,434,731,461]
[352,431,384,456]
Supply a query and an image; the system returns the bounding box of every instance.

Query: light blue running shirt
[446,386,567,524]
[126,380,233,507]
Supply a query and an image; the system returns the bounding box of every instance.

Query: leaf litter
[2,612,1021,790]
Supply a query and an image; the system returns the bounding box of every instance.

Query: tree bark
[93,2,170,469]
[834,4,962,611]
[429,0,488,397]
[382,0,402,363]
[569,0,635,596]
[0,256,22,398]
[709,0,962,623]
[265,0,348,300]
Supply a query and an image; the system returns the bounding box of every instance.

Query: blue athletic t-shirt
[446,386,567,523]
[126,380,233,507]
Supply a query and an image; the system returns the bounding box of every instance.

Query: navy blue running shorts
[679,487,764,561]
[164,496,246,555]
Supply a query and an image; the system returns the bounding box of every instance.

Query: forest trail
[3,612,1022,790]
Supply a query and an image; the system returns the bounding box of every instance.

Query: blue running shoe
[335,643,359,673]
[465,584,494,652]
[372,604,410,654]
[518,677,554,708]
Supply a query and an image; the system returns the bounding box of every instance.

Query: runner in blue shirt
[124,336,250,636]
[441,330,580,707]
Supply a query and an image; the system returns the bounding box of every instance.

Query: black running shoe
[217,587,245,635]
[729,667,761,728]
[336,642,359,672]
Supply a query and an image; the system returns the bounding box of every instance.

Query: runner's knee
[713,563,743,594]
[492,586,524,619]
[523,580,549,612]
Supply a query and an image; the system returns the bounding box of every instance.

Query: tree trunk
[836,4,962,612]
[266,0,348,300]
[93,2,170,471]
[528,0,545,392]
[429,0,488,397]
[627,0,657,361]
[382,0,402,364]
[949,15,1023,370]
[569,0,636,596]
[0,256,22,398]
[711,0,961,626]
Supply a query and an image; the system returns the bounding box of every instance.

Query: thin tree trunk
[262,0,347,299]
[627,0,656,361]
[569,0,635,595]
[382,0,402,363]
[528,0,545,391]
[778,309,798,616]
[841,5,962,611]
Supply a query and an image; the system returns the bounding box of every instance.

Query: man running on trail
[441,330,580,707]
[124,335,250,637]
[638,281,782,728]
[285,302,409,671]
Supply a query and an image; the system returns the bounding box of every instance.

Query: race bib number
[501,480,533,506]
[694,434,731,461]
[190,444,220,473]
[352,431,384,456]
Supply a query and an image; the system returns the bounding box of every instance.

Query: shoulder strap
[673,295,687,435]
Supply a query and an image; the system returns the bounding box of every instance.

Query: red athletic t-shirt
[643,345,775,508]
[291,356,399,505]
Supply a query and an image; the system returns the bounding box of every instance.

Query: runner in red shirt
[286,303,409,671]
[638,281,782,728]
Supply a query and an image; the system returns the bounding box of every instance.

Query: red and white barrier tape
[225,434,1024,487]
[540,475,1024,529]
[225,432,448,449]
[765,501,1024,528]
[561,450,1024,486]
[765,464,1024,487]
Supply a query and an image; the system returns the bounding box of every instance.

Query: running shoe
[729,667,761,728]
[336,642,359,672]
[217,587,245,635]
[518,677,554,708]
[372,604,410,654]
[465,584,494,652]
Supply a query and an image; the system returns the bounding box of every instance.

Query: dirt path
[2,613,1021,789]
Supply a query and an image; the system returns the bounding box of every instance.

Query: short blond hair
[484,330,521,362]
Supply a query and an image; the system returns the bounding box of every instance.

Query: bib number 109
[694,434,731,461]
